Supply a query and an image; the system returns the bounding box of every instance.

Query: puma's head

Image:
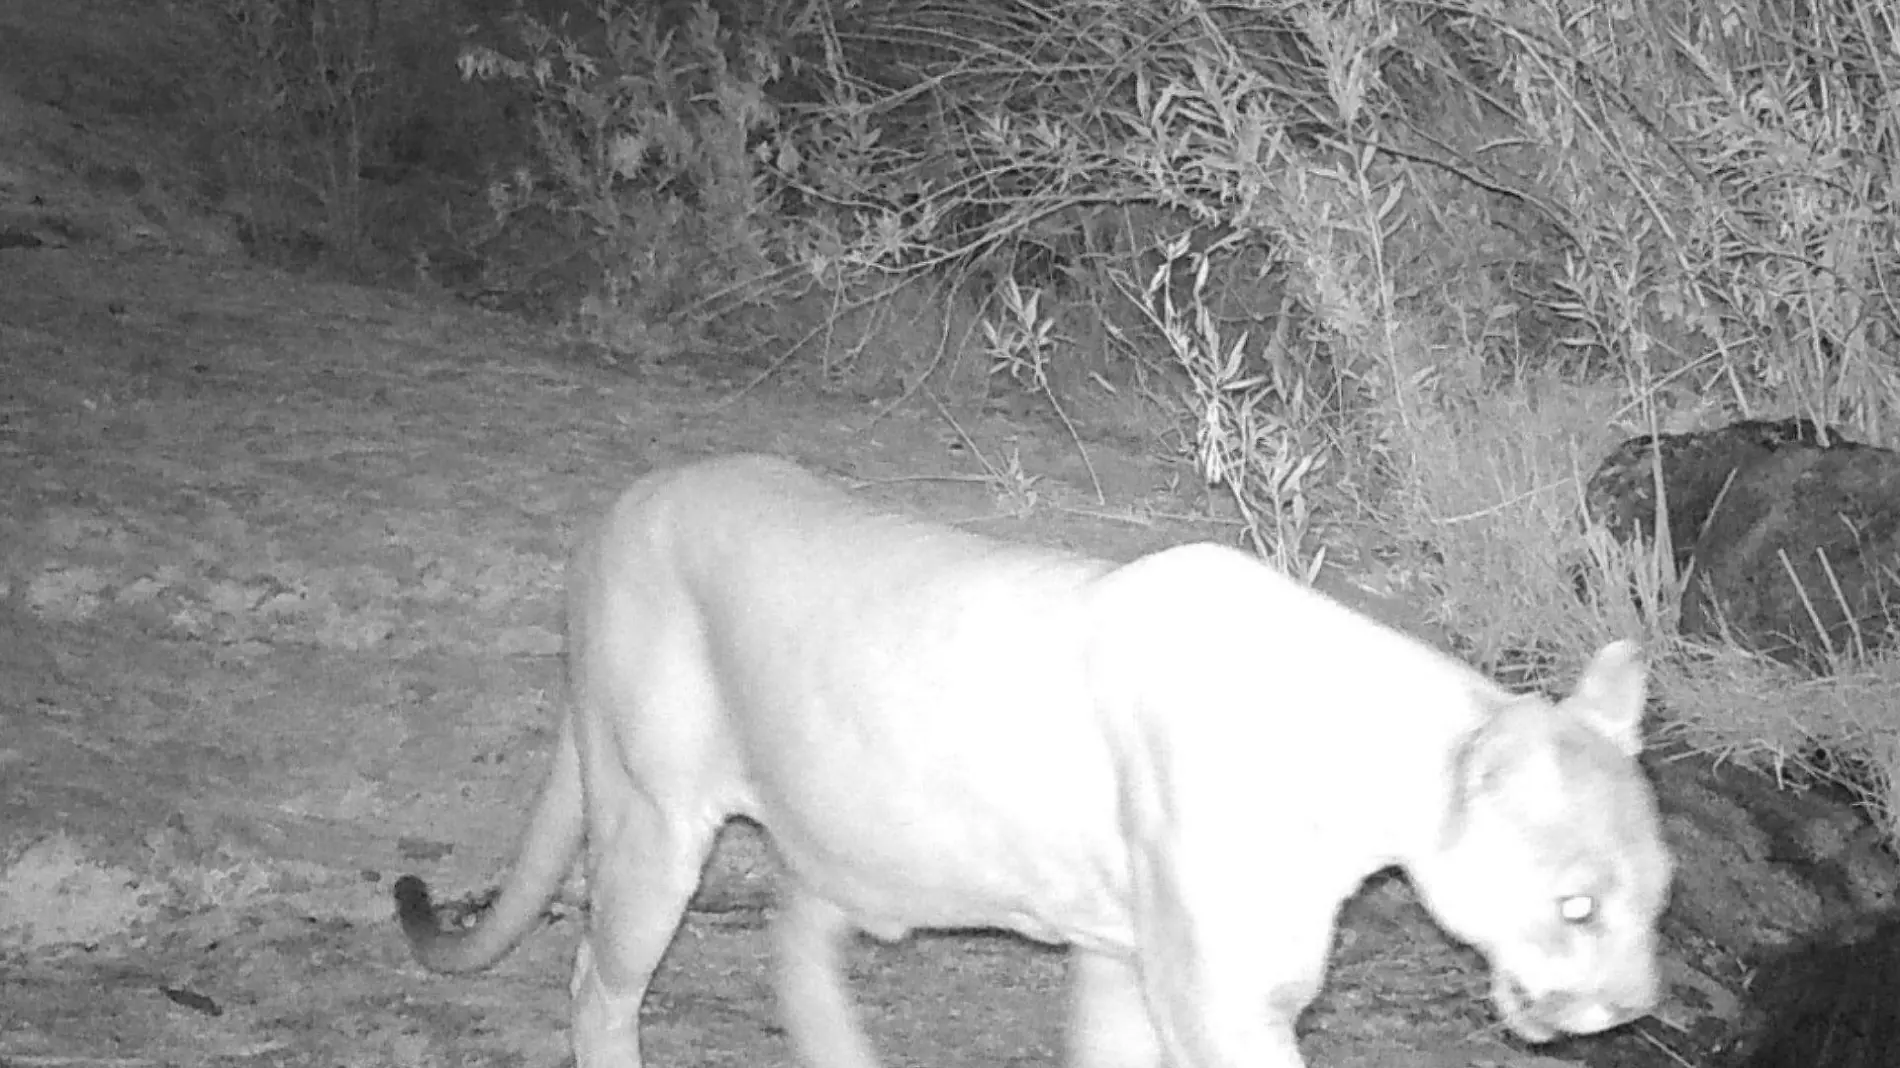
[1410,641,1674,1042]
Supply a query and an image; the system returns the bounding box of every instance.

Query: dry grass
[1662,646,1900,835]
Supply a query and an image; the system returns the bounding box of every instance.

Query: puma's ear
[1564,640,1648,757]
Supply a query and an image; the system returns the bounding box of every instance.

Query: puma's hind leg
[568,802,721,1068]
[773,886,881,1068]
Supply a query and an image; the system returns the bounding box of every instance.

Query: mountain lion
[394,453,1673,1068]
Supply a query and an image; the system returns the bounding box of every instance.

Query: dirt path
[2,249,1664,1068]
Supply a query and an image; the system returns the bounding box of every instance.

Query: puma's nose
[1530,979,1659,1037]
[1578,997,1647,1033]
[1569,977,1661,1035]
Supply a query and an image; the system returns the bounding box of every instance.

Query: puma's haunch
[395,454,1673,1068]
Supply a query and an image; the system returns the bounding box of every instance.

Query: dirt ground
[0,6,1869,1064]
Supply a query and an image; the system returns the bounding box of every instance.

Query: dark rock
[1582,418,1900,664]
[1731,914,1900,1068]
[1585,418,1860,568]
[1681,445,1900,667]
[1648,751,1898,953]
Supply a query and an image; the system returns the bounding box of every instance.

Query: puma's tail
[393,718,586,974]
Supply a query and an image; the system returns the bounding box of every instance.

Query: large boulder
[1585,417,1861,568]
[1681,444,1900,668]
[1585,418,1900,666]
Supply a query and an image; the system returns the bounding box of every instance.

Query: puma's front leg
[1129,844,1335,1068]
[1067,950,1161,1068]
[1141,950,1318,1068]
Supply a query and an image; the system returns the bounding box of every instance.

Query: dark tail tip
[393,874,441,948]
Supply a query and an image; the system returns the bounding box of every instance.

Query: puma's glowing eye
[1559,894,1597,924]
